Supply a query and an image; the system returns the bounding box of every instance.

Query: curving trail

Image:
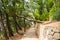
[20,27,39,40]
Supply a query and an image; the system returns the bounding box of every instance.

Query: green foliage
[52,8,60,21]
[34,9,40,20]
[33,0,60,21]
[41,8,49,21]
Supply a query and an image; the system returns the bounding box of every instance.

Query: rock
[53,33,60,39]
[36,22,60,40]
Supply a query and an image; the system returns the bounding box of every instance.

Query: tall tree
[0,12,9,40]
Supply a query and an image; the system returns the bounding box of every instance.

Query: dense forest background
[0,0,60,40]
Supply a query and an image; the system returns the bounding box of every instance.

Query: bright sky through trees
[25,0,30,2]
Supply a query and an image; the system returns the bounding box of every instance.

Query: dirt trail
[20,27,39,40]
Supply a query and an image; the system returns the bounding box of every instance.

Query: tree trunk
[5,13,13,37]
[13,14,22,33]
[24,17,26,32]
[0,13,9,40]
[13,15,18,33]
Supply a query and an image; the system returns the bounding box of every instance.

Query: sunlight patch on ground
[21,38,38,40]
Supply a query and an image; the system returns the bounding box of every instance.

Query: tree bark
[13,14,22,33]
[5,13,13,37]
[24,17,26,32]
[0,13,9,40]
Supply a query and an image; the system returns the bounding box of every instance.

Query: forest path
[20,27,39,40]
